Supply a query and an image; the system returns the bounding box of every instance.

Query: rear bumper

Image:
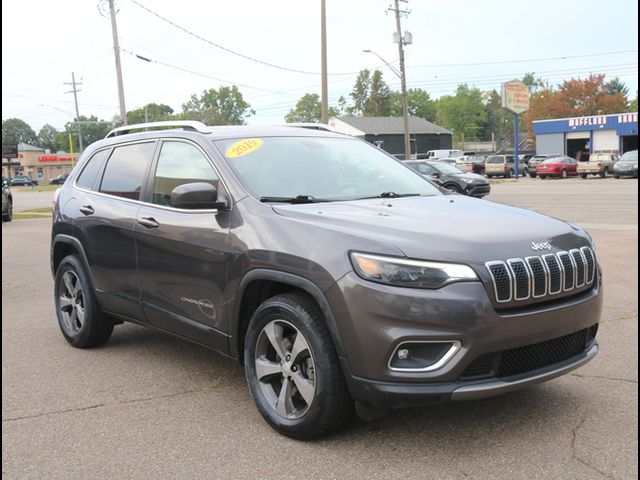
[342,342,598,408]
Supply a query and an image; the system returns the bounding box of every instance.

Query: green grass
[11,184,60,192]
[22,207,53,213]
[12,207,53,220]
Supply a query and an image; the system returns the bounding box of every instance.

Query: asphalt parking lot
[2,177,638,479]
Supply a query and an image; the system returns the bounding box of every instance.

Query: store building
[533,112,638,159]
[2,143,77,182]
[329,116,452,157]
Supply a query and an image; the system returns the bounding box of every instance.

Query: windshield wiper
[357,192,422,200]
[260,195,326,204]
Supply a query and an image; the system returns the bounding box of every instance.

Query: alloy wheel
[254,319,316,419]
[57,270,86,334]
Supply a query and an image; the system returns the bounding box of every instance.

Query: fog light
[397,348,410,360]
[389,341,461,372]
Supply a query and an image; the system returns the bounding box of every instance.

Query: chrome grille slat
[543,254,563,295]
[570,248,586,287]
[526,256,548,298]
[486,261,512,303]
[581,246,596,284]
[507,259,531,300]
[486,249,596,304]
[557,251,575,291]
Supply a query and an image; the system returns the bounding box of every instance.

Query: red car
[536,155,579,179]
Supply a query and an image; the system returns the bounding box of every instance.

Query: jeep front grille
[485,247,596,303]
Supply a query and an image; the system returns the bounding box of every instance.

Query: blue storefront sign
[533,113,638,136]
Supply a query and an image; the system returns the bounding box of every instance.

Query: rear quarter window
[76,149,110,190]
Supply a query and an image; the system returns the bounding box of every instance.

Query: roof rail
[105,121,210,139]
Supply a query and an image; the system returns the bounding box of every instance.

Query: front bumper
[465,183,491,197]
[614,167,638,177]
[327,269,603,407]
[342,342,597,407]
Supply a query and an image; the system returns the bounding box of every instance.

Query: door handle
[138,217,160,229]
[79,205,95,216]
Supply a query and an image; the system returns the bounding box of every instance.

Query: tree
[2,118,37,145]
[522,72,544,93]
[523,74,629,134]
[285,94,322,123]
[605,77,629,97]
[630,91,638,112]
[181,86,254,125]
[388,88,437,121]
[37,124,61,152]
[127,103,174,125]
[436,84,487,141]
[483,90,514,148]
[346,69,391,116]
[65,115,113,151]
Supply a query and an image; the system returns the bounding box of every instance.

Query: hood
[272,195,591,264]
[452,172,487,182]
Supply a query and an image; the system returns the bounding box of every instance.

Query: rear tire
[244,293,354,440]
[54,255,114,348]
[529,172,537,178]
[2,199,12,222]
[580,173,588,179]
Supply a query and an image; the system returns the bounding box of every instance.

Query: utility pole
[64,72,84,152]
[320,0,329,124]
[106,0,127,124]
[388,0,412,160]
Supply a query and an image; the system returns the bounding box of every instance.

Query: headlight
[461,178,476,184]
[634,163,638,169]
[350,252,478,289]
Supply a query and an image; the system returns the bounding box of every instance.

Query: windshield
[215,136,441,201]
[619,151,638,162]
[486,156,504,164]
[432,162,464,175]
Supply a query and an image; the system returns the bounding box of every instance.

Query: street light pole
[108,0,127,125]
[320,0,329,124]
[392,0,411,160]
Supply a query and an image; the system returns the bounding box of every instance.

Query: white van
[425,149,464,159]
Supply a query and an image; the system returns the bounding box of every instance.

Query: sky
[2,0,638,133]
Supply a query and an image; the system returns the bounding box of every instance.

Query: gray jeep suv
[51,121,602,439]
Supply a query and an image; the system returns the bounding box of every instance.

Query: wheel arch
[51,235,93,283]
[230,269,345,362]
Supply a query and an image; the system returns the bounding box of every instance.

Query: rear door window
[99,142,155,201]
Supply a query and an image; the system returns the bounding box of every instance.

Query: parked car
[436,157,461,168]
[2,178,12,222]
[536,156,579,179]
[51,120,601,439]
[10,175,38,186]
[577,152,619,178]
[456,154,486,175]
[425,149,463,159]
[49,173,70,185]
[405,160,491,197]
[484,155,516,178]
[526,155,558,178]
[613,150,638,178]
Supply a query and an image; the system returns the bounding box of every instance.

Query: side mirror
[430,172,440,179]
[170,182,227,210]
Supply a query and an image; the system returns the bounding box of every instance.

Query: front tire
[600,168,609,178]
[445,184,462,194]
[54,255,113,348]
[244,293,353,440]
[561,169,568,179]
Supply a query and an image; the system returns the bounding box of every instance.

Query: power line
[120,47,300,96]
[408,49,638,69]
[128,0,359,77]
